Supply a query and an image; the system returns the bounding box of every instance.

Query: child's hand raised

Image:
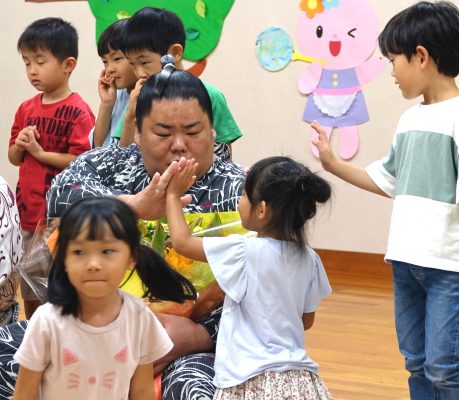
[311,121,337,171]
[167,158,198,198]
[98,69,116,106]
[125,78,146,120]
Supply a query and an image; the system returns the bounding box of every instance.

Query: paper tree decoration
[87,0,235,62]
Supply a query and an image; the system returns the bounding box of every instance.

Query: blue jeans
[391,261,459,400]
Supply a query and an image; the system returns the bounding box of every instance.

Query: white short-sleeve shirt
[14,290,172,400]
[203,235,331,388]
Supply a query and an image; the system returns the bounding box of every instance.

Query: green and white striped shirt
[367,96,459,272]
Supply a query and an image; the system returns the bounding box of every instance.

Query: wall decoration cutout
[257,0,386,159]
[25,0,235,64]
[87,0,235,62]
[255,27,325,72]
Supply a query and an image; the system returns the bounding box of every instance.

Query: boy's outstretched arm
[311,121,388,197]
[166,158,207,262]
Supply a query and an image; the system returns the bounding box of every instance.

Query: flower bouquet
[19,212,248,317]
[124,211,247,317]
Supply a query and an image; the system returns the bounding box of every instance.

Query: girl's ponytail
[134,245,197,303]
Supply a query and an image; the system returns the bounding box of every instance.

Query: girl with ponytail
[166,156,333,400]
[14,196,196,400]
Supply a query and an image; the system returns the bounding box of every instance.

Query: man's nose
[170,136,187,153]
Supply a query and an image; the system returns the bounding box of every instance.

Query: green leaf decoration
[116,10,131,19]
[151,222,166,257]
[195,0,206,18]
[186,28,201,41]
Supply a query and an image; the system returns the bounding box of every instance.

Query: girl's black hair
[245,156,331,249]
[47,197,196,317]
[136,68,213,131]
[378,1,459,77]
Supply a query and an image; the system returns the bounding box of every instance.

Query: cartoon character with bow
[298,0,386,159]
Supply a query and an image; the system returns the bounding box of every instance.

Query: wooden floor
[308,270,409,399]
[17,254,410,400]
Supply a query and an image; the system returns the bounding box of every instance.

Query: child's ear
[167,44,184,63]
[415,46,429,68]
[127,256,136,271]
[63,57,77,75]
[257,201,270,221]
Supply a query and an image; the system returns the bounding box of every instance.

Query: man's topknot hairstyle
[379,1,459,77]
[17,17,78,61]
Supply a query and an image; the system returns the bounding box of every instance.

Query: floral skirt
[214,370,332,400]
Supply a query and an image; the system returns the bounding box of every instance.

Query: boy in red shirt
[8,17,95,318]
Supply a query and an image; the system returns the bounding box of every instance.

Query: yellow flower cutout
[300,0,325,18]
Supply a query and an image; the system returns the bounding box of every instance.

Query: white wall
[1,0,452,254]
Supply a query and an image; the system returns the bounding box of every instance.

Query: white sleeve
[138,308,173,365]
[13,305,51,372]
[203,235,247,303]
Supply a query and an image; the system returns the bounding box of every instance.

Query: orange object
[45,228,59,254]
[187,58,207,77]
[153,373,162,400]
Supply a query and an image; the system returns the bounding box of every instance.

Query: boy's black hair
[379,1,459,77]
[17,17,78,61]
[244,157,331,249]
[120,7,186,55]
[97,18,129,57]
[136,68,213,131]
[47,197,197,317]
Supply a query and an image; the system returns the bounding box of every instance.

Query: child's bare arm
[166,159,207,262]
[13,366,43,400]
[93,69,116,147]
[311,121,388,197]
[129,363,155,400]
[302,312,315,330]
[119,78,145,147]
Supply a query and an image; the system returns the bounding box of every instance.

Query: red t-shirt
[9,93,94,232]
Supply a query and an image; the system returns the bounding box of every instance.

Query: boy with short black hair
[8,17,94,319]
[118,7,242,156]
[90,18,137,147]
[313,2,459,398]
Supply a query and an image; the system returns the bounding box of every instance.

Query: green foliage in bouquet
[120,211,246,297]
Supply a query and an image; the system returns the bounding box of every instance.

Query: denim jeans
[391,261,459,400]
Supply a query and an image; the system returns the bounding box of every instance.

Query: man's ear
[415,45,430,68]
[211,128,217,140]
[63,57,77,75]
[167,43,184,63]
